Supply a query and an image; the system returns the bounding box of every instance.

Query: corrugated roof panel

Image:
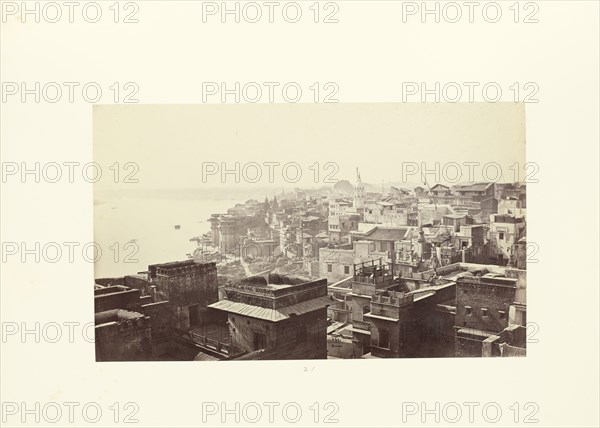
[209,296,331,322]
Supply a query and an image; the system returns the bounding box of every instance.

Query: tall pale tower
[354,168,365,209]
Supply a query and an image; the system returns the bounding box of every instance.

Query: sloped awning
[208,296,332,322]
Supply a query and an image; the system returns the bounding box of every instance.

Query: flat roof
[347,326,371,335]
[263,283,294,290]
[456,327,496,338]
[364,312,399,322]
[444,214,467,219]
[366,227,409,241]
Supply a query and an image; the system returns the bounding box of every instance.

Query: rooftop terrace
[221,274,328,309]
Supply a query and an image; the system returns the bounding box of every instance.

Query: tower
[354,168,365,209]
[209,215,221,246]
[219,217,236,252]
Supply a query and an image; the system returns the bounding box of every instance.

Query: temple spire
[354,168,365,209]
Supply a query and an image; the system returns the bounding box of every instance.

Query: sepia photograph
[94,103,527,361]
[3,1,598,425]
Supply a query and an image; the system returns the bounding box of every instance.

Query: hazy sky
[94,103,525,192]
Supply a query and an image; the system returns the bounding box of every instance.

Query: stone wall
[456,332,485,357]
[455,279,516,333]
[124,275,150,294]
[369,285,456,358]
[224,277,327,309]
[151,262,218,330]
[94,288,141,313]
[95,315,152,361]
[152,262,218,307]
[227,308,327,360]
[140,301,175,342]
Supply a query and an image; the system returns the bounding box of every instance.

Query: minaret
[354,168,365,209]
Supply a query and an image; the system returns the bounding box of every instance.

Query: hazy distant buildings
[489,214,526,265]
[455,182,496,201]
[319,240,388,284]
[363,200,411,226]
[430,184,451,197]
[328,213,360,243]
[353,168,365,210]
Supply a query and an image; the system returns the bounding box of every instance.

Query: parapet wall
[95,314,152,361]
[224,277,328,309]
[151,261,218,308]
[94,288,141,313]
[149,261,217,279]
